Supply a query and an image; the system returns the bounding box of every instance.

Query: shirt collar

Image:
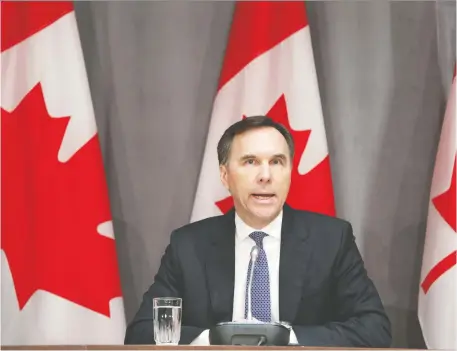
[235,210,283,241]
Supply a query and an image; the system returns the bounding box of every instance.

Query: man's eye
[272,159,283,165]
[245,159,255,165]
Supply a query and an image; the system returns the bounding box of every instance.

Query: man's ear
[219,164,229,190]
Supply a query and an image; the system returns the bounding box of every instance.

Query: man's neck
[235,210,282,230]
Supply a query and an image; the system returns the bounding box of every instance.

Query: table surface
[0,346,410,351]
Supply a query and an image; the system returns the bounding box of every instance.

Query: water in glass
[153,297,182,345]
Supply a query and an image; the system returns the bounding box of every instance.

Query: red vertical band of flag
[1,1,73,52]
[218,1,308,90]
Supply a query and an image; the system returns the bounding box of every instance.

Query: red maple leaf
[1,84,122,316]
[421,155,457,293]
[216,95,336,216]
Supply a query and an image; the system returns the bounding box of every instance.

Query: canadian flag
[1,2,126,344]
[418,69,457,349]
[191,1,335,222]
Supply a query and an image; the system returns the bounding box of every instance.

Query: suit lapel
[205,209,236,323]
[279,205,312,323]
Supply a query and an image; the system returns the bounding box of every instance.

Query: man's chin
[249,207,281,224]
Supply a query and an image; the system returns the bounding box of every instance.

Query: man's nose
[257,164,272,183]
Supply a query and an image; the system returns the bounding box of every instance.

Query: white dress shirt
[190,210,298,345]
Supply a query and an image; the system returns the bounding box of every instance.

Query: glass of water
[153,297,182,345]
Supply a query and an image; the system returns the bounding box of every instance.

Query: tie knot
[249,231,268,248]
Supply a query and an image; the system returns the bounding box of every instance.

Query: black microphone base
[209,321,290,346]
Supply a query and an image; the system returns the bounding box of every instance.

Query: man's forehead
[230,128,290,156]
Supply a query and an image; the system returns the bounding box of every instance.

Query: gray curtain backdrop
[74,1,455,348]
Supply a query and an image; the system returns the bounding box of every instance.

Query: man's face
[220,126,292,229]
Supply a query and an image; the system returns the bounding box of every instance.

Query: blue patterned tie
[244,231,271,322]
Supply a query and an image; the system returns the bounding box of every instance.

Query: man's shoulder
[292,208,350,227]
[287,207,354,255]
[288,207,352,238]
[169,213,228,242]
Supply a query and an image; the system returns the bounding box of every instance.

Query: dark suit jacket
[124,205,391,347]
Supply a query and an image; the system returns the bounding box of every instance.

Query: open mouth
[252,193,275,201]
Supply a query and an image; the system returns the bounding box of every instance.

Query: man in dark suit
[125,116,391,347]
